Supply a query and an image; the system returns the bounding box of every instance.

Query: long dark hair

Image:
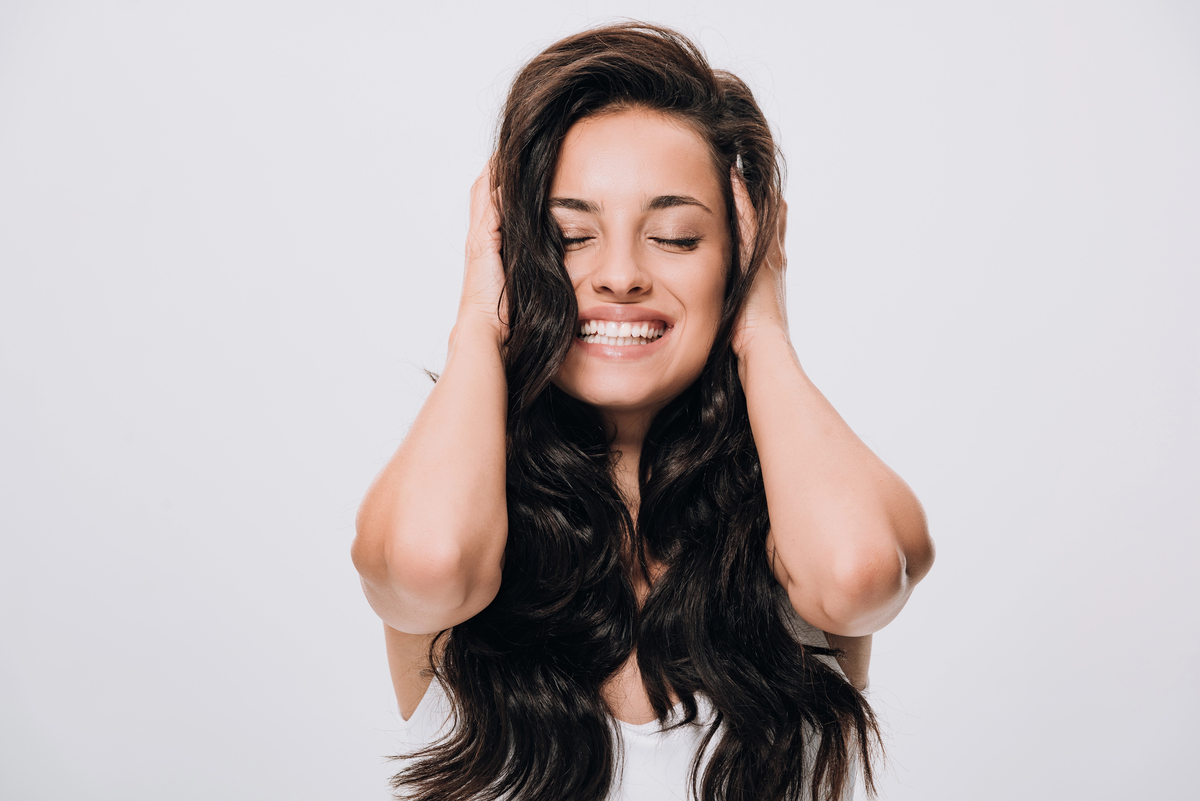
[393,23,880,801]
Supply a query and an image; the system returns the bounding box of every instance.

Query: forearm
[740,329,933,637]
[352,316,508,634]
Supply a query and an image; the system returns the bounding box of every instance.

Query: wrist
[735,324,795,383]
[449,309,506,356]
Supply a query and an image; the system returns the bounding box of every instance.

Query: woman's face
[550,108,730,423]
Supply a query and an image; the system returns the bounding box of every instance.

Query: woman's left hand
[731,171,790,358]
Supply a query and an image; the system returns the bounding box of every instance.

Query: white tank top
[390,598,855,800]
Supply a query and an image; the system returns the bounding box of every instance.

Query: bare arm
[385,624,438,720]
[825,632,872,691]
[733,179,935,639]
[351,167,509,636]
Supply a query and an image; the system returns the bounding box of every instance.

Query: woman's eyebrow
[550,195,712,214]
[549,197,598,213]
[647,195,712,213]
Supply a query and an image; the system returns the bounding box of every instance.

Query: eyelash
[560,236,701,250]
[655,237,700,250]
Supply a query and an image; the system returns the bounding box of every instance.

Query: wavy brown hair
[392,22,880,801]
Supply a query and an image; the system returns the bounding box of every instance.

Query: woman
[352,23,934,801]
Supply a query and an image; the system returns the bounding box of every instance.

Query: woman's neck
[604,409,669,598]
[603,409,654,512]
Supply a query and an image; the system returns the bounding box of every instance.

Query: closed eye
[653,237,701,251]
[562,236,594,250]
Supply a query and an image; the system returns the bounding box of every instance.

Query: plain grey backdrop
[1,1,1197,798]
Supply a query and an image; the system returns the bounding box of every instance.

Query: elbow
[820,547,908,636]
[905,524,936,584]
[822,502,936,634]
[350,506,383,583]
[893,486,935,583]
[781,489,934,637]
[351,503,405,590]
[355,497,458,586]
[352,506,502,630]
[811,525,933,637]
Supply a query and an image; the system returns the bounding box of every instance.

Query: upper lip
[576,305,674,327]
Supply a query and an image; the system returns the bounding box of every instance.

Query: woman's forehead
[550,109,724,213]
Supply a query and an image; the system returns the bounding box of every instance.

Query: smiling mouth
[577,319,666,346]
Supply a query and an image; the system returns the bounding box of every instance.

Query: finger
[730,165,756,272]
[467,160,502,260]
[483,153,502,226]
[777,197,788,249]
[468,163,494,234]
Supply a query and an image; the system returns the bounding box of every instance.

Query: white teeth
[577,319,667,346]
[580,333,657,345]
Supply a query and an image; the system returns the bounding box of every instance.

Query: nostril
[598,283,647,294]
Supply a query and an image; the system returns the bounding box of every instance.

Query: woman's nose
[590,242,651,297]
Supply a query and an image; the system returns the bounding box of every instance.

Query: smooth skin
[352,109,934,723]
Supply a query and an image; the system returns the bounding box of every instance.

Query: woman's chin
[551,374,685,423]
[552,333,704,417]
[556,388,660,416]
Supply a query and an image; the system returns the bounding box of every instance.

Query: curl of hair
[392,22,880,801]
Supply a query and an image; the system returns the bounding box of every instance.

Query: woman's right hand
[457,161,507,340]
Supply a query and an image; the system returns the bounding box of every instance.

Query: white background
[1,1,1196,798]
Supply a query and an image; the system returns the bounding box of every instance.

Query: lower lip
[573,328,671,359]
